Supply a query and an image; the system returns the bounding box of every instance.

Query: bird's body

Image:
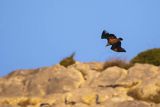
[101,30,126,52]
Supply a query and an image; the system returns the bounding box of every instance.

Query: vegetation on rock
[131,48,160,66]
[103,59,133,70]
[59,52,76,67]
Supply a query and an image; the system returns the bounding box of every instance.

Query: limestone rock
[125,64,160,103]
[91,66,128,87]
[114,101,152,107]
[0,62,160,107]
[0,64,85,96]
[128,63,159,81]
[84,62,104,71]
[128,75,160,103]
[69,62,100,86]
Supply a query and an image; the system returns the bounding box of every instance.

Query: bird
[101,30,126,52]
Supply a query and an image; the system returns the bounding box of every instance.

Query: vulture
[101,30,126,52]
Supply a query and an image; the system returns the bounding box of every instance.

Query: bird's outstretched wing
[101,30,109,39]
[101,30,117,40]
[111,42,126,52]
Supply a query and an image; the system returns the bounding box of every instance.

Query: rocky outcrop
[0,62,160,107]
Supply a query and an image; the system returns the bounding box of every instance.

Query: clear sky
[0,0,160,76]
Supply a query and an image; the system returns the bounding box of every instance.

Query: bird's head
[118,38,123,41]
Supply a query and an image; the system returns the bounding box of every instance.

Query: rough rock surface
[0,62,160,107]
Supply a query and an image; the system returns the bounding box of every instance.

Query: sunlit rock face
[0,62,160,107]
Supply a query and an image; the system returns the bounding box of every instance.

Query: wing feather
[101,30,117,40]
[101,30,109,39]
[111,42,126,52]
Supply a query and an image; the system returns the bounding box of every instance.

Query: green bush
[131,48,160,66]
[59,52,76,67]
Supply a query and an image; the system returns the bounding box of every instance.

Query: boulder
[0,62,160,107]
[91,66,128,87]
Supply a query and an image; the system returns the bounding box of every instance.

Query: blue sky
[0,0,160,76]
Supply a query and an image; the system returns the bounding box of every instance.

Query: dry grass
[103,59,133,70]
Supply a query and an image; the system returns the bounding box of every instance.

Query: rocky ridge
[0,62,160,107]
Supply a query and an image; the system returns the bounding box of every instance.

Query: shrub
[59,52,76,67]
[103,59,132,70]
[131,48,160,66]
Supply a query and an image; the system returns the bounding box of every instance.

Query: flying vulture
[101,30,126,52]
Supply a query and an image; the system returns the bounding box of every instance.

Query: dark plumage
[101,30,126,52]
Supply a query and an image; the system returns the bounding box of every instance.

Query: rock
[0,97,42,107]
[155,104,160,107]
[69,62,100,86]
[71,103,90,107]
[0,64,85,96]
[128,63,159,80]
[0,62,160,106]
[40,103,51,107]
[31,67,84,96]
[126,64,160,103]
[84,62,104,71]
[91,66,128,87]
[114,101,152,107]
[81,92,97,105]
[128,75,160,103]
